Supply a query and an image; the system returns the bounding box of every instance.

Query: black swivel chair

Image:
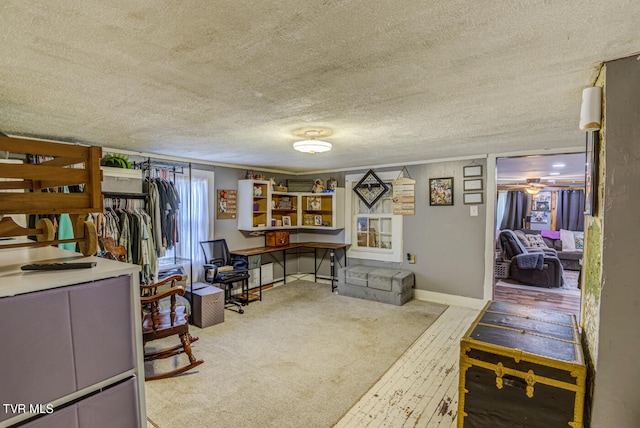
[200,239,250,314]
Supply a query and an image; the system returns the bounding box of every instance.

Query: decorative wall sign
[354,169,389,209]
[217,189,237,219]
[393,176,416,215]
[429,177,454,206]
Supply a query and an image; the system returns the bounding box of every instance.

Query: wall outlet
[470,205,479,216]
[407,253,416,264]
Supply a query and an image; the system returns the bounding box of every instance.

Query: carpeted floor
[144,280,447,428]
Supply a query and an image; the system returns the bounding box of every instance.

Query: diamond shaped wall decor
[353,169,389,209]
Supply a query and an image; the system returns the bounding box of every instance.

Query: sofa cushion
[525,234,548,248]
[513,230,530,247]
[573,232,584,250]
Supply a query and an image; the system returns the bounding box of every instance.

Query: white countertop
[0,245,140,297]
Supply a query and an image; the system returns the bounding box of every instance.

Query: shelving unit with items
[238,180,344,231]
[237,179,271,231]
[300,189,344,230]
[270,192,298,228]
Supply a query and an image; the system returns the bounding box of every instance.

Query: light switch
[470,206,478,216]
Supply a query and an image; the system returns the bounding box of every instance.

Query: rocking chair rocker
[141,275,204,381]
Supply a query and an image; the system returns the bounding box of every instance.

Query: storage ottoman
[186,283,224,328]
[337,266,414,305]
[457,301,586,428]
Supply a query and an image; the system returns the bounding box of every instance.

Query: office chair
[199,239,250,314]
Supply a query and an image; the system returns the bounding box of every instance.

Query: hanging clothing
[58,187,76,251]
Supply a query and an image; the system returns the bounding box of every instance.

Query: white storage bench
[337,266,414,306]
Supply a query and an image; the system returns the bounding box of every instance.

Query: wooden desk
[231,242,349,292]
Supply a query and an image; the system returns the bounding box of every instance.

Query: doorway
[493,153,585,319]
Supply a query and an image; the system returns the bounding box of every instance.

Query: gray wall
[206,160,486,300]
[590,55,640,426]
[297,160,487,299]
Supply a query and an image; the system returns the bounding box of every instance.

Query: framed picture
[535,200,550,211]
[314,215,323,226]
[463,178,483,191]
[531,211,549,224]
[303,214,314,225]
[463,165,483,177]
[282,215,291,227]
[429,177,454,206]
[307,196,322,211]
[463,192,483,205]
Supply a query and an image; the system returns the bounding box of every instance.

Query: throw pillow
[513,230,530,247]
[525,234,548,248]
[573,231,584,251]
[560,229,576,251]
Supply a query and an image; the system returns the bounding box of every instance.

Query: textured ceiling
[1,1,639,173]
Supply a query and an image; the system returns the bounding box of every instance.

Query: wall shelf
[237,180,344,231]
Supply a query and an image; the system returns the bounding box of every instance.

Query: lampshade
[525,187,540,195]
[293,139,332,154]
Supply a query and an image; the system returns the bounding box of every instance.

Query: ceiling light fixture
[292,129,333,154]
[525,178,542,195]
[552,163,566,168]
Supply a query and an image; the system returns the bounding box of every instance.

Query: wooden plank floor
[335,305,479,428]
[493,282,581,319]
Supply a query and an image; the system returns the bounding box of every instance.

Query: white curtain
[163,169,214,282]
[496,191,508,231]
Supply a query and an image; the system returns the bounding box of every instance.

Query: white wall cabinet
[237,180,344,232]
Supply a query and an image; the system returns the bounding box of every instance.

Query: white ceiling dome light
[292,128,333,154]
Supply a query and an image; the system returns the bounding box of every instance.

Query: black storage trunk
[457,301,586,428]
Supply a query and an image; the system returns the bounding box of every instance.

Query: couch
[499,230,564,288]
[510,229,583,271]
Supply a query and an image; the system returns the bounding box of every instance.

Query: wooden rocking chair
[99,236,127,262]
[141,275,204,381]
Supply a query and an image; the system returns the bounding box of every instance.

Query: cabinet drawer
[0,288,76,423]
[70,276,135,389]
[0,275,136,424]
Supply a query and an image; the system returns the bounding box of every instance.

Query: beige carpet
[144,280,447,428]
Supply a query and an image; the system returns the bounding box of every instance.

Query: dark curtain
[556,189,585,231]
[499,191,528,230]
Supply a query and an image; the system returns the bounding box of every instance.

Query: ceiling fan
[498,178,574,194]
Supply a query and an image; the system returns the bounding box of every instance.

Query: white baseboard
[414,289,486,310]
[277,276,482,308]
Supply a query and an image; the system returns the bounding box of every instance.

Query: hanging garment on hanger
[148,179,165,257]
[58,187,76,251]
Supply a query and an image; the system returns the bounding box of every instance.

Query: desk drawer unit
[457,301,586,428]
